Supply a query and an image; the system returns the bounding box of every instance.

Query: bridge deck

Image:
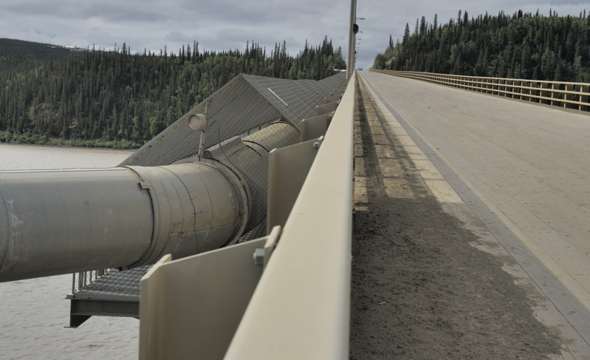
[355,72,590,358]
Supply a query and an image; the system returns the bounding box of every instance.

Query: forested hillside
[374,10,590,82]
[0,38,345,148]
[0,38,73,72]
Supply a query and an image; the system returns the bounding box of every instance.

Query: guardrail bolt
[253,248,266,267]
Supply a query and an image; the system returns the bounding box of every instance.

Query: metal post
[197,101,208,160]
[347,0,357,79]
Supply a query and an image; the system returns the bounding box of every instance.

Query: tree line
[374,10,590,82]
[0,38,345,148]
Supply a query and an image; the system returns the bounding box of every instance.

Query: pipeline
[0,121,299,282]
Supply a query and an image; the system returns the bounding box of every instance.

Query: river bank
[0,131,141,149]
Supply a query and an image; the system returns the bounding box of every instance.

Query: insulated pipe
[0,121,303,282]
[208,121,301,230]
[0,162,247,282]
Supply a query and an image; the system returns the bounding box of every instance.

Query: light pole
[347,0,358,79]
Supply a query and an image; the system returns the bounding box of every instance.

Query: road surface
[360,71,590,356]
[351,79,567,359]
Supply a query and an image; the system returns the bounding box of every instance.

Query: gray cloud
[0,0,588,68]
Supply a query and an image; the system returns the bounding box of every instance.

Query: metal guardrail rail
[373,69,590,112]
[224,73,355,359]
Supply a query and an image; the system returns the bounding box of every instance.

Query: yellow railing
[373,70,590,112]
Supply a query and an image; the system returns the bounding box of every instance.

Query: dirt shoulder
[350,81,563,360]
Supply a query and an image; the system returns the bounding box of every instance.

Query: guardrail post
[139,228,282,360]
[564,84,569,109]
[530,81,534,103]
[267,138,322,232]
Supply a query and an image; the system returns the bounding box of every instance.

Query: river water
[0,144,138,360]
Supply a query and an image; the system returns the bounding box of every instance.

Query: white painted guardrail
[224,72,355,359]
[374,69,590,112]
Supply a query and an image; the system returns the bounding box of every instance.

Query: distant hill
[0,38,73,58]
[0,38,74,72]
[374,10,590,82]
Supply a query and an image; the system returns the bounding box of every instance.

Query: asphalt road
[361,71,590,349]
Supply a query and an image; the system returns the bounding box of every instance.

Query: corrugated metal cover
[121,73,346,167]
[317,72,347,96]
[242,74,345,123]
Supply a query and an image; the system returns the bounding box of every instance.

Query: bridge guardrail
[224,73,355,359]
[138,73,355,360]
[373,69,590,112]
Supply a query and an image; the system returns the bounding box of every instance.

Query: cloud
[0,0,587,68]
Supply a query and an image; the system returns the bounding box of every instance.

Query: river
[0,144,138,360]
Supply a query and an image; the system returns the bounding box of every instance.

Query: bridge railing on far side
[373,69,590,113]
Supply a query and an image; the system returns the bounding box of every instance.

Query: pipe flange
[199,159,252,245]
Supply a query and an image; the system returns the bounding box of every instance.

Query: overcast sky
[0,0,588,69]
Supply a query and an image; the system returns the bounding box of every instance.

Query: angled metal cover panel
[121,75,282,166]
[121,73,345,167]
[317,73,347,96]
[242,75,318,123]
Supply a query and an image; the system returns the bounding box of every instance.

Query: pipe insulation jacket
[0,121,301,282]
[0,162,246,281]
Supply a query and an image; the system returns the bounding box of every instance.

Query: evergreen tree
[0,39,345,148]
[373,10,590,82]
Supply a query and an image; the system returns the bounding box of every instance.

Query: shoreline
[0,138,140,150]
[0,142,134,153]
[0,142,132,171]
[0,131,141,150]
